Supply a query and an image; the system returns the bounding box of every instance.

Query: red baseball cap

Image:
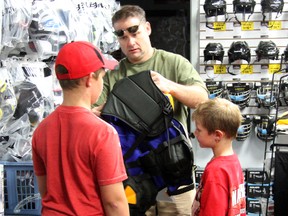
[55,41,118,80]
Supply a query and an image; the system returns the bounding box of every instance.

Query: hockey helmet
[261,0,284,13]
[233,0,256,14]
[205,79,223,99]
[204,0,227,17]
[204,43,225,63]
[283,44,288,62]
[228,41,251,64]
[280,80,288,105]
[256,81,278,108]
[254,115,275,141]
[236,115,252,141]
[226,81,252,109]
[255,41,279,61]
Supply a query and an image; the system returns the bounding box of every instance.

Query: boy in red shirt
[32,41,129,216]
[191,98,246,216]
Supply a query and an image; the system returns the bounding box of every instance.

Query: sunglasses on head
[113,25,140,37]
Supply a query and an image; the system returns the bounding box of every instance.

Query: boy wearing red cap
[32,41,129,216]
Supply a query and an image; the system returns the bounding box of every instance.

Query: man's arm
[150,71,208,108]
[100,182,129,216]
[36,175,47,198]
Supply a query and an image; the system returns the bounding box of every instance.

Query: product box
[246,169,270,184]
[247,198,262,215]
[246,183,271,199]
[195,169,204,184]
[0,165,4,216]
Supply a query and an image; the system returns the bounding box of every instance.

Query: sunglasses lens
[113,30,124,37]
[113,25,140,37]
[127,25,139,34]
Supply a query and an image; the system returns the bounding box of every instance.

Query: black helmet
[233,0,256,14]
[204,43,225,63]
[255,41,279,61]
[228,41,251,64]
[280,80,288,105]
[261,0,284,13]
[284,44,288,62]
[204,0,227,17]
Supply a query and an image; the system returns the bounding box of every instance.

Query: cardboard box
[247,198,262,214]
[246,169,270,184]
[246,183,271,199]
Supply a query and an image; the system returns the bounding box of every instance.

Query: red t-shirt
[192,154,246,216]
[32,106,127,215]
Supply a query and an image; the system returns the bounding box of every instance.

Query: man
[93,5,208,216]
[32,41,129,216]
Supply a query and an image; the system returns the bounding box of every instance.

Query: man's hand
[150,71,171,93]
[92,104,105,117]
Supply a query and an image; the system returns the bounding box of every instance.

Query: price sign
[241,22,254,31]
[268,21,282,30]
[213,22,226,31]
[241,65,253,74]
[268,64,281,74]
[214,65,226,74]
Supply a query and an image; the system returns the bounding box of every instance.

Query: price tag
[268,21,282,30]
[241,22,254,31]
[213,22,226,31]
[214,65,226,74]
[268,64,281,74]
[241,65,253,74]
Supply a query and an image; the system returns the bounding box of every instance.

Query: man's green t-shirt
[96,48,206,129]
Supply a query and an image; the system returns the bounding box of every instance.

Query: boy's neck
[212,140,234,158]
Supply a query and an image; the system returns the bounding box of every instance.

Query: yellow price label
[268,21,282,30]
[241,22,254,31]
[241,65,253,74]
[213,22,226,31]
[214,65,226,74]
[268,64,281,74]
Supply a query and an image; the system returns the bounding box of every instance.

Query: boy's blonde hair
[192,98,242,138]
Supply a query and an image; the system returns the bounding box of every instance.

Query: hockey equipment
[0,80,17,128]
[13,81,44,126]
[203,0,228,30]
[255,80,278,108]
[101,71,195,215]
[233,0,256,23]
[236,115,252,141]
[204,43,225,63]
[233,0,256,14]
[261,0,284,24]
[280,80,288,105]
[284,44,288,62]
[254,115,276,141]
[225,80,252,109]
[204,0,227,17]
[255,41,279,62]
[261,0,284,13]
[228,41,251,64]
[205,79,224,99]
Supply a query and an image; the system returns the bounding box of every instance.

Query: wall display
[196,1,288,215]
[0,0,120,162]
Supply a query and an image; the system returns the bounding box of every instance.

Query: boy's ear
[86,73,94,87]
[215,129,224,140]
